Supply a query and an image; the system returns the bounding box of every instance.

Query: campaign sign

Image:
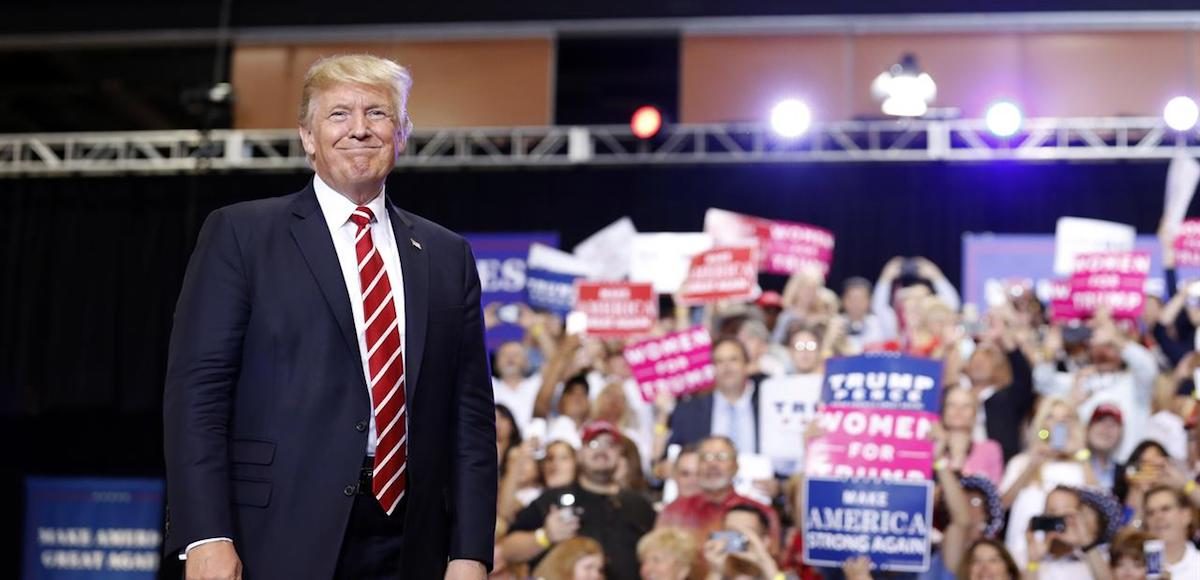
[704,208,834,276]
[466,232,560,349]
[574,281,657,338]
[806,406,936,480]
[1066,251,1150,320]
[1047,278,1086,322]
[679,246,758,305]
[758,374,823,473]
[820,355,944,414]
[1175,219,1200,266]
[23,477,164,579]
[803,477,934,572]
[624,325,715,402]
[525,268,578,316]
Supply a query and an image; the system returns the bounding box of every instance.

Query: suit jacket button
[355,420,368,432]
[344,485,356,496]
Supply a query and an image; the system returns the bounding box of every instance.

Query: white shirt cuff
[179,537,233,560]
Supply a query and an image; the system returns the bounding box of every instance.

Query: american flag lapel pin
[411,238,422,251]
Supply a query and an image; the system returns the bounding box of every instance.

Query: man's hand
[444,559,486,580]
[543,505,580,543]
[186,541,241,580]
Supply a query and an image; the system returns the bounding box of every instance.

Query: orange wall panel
[231,46,295,129]
[233,39,553,129]
[681,35,850,124]
[1020,31,1192,117]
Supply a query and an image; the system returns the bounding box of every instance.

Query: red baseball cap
[756,290,783,309]
[581,420,622,444]
[1090,404,1123,426]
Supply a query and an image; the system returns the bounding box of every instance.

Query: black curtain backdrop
[0,160,1173,574]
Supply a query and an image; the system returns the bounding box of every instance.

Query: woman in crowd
[939,387,1005,485]
[497,404,523,473]
[638,526,699,580]
[957,539,1021,580]
[532,537,606,580]
[541,439,578,488]
[1001,396,1095,566]
[1110,529,1174,580]
[1115,440,1173,528]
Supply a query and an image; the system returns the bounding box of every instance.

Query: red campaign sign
[1175,219,1200,266]
[574,281,658,338]
[705,208,835,276]
[623,326,716,402]
[804,405,937,481]
[1061,251,1149,320]
[679,246,758,305]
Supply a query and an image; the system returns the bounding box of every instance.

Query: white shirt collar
[716,381,755,409]
[311,173,389,232]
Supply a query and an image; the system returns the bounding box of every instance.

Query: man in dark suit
[163,54,496,579]
[667,338,762,454]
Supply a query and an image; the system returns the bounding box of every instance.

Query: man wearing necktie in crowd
[164,54,496,579]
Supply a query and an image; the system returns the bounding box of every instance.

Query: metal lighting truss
[1,117,1198,177]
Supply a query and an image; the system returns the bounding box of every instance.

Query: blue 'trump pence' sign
[803,477,933,572]
[23,477,164,579]
[821,355,944,414]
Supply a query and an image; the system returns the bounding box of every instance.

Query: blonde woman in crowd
[638,527,699,580]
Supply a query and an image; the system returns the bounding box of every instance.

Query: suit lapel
[387,200,427,411]
[288,186,361,363]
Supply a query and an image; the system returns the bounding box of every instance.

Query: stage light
[985,101,1023,137]
[770,99,812,138]
[630,106,662,139]
[873,53,936,118]
[1164,96,1199,131]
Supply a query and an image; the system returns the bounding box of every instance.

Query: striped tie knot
[349,206,374,228]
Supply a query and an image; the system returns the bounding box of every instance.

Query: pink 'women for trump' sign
[1063,251,1149,320]
[704,208,834,276]
[623,326,715,402]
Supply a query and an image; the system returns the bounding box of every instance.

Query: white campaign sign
[1164,151,1200,239]
[758,374,823,474]
[572,217,638,280]
[528,243,595,278]
[1053,217,1135,276]
[628,233,714,294]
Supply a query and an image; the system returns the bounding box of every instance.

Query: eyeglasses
[700,451,733,462]
[793,340,818,352]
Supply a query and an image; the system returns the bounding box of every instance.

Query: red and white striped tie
[349,206,407,515]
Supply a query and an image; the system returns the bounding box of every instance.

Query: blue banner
[961,233,1167,314]
[23,477,164,579]
[803,477,933,572]
[525,268,578,316]
[820,354,944,414]
[465,233,559,350]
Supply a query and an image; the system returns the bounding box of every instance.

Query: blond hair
[298,54,414,137]
[637,527,697,577]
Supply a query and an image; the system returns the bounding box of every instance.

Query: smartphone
[1049,423,1068,452]
[710,530,747,553]
[1029,515,1067,533]
[557,493,582,522]
[1145,539,1164,578]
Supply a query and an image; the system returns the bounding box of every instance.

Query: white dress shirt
[183,175,407,559]
[711,382,757,455]
[313,174,407,458]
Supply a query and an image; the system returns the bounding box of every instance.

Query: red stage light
[630,106,662,139]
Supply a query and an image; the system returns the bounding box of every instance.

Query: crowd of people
[484,228,1200,580]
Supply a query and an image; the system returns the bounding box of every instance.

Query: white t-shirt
[1168,541,1200,580]
[1001,455,1087,567]
[493,374,543,437]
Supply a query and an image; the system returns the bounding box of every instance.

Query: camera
[710,530,748,553]
[1029,515,1066,533]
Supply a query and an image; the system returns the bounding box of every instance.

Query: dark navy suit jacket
[666,379,763,452]
[163,183,497,578]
